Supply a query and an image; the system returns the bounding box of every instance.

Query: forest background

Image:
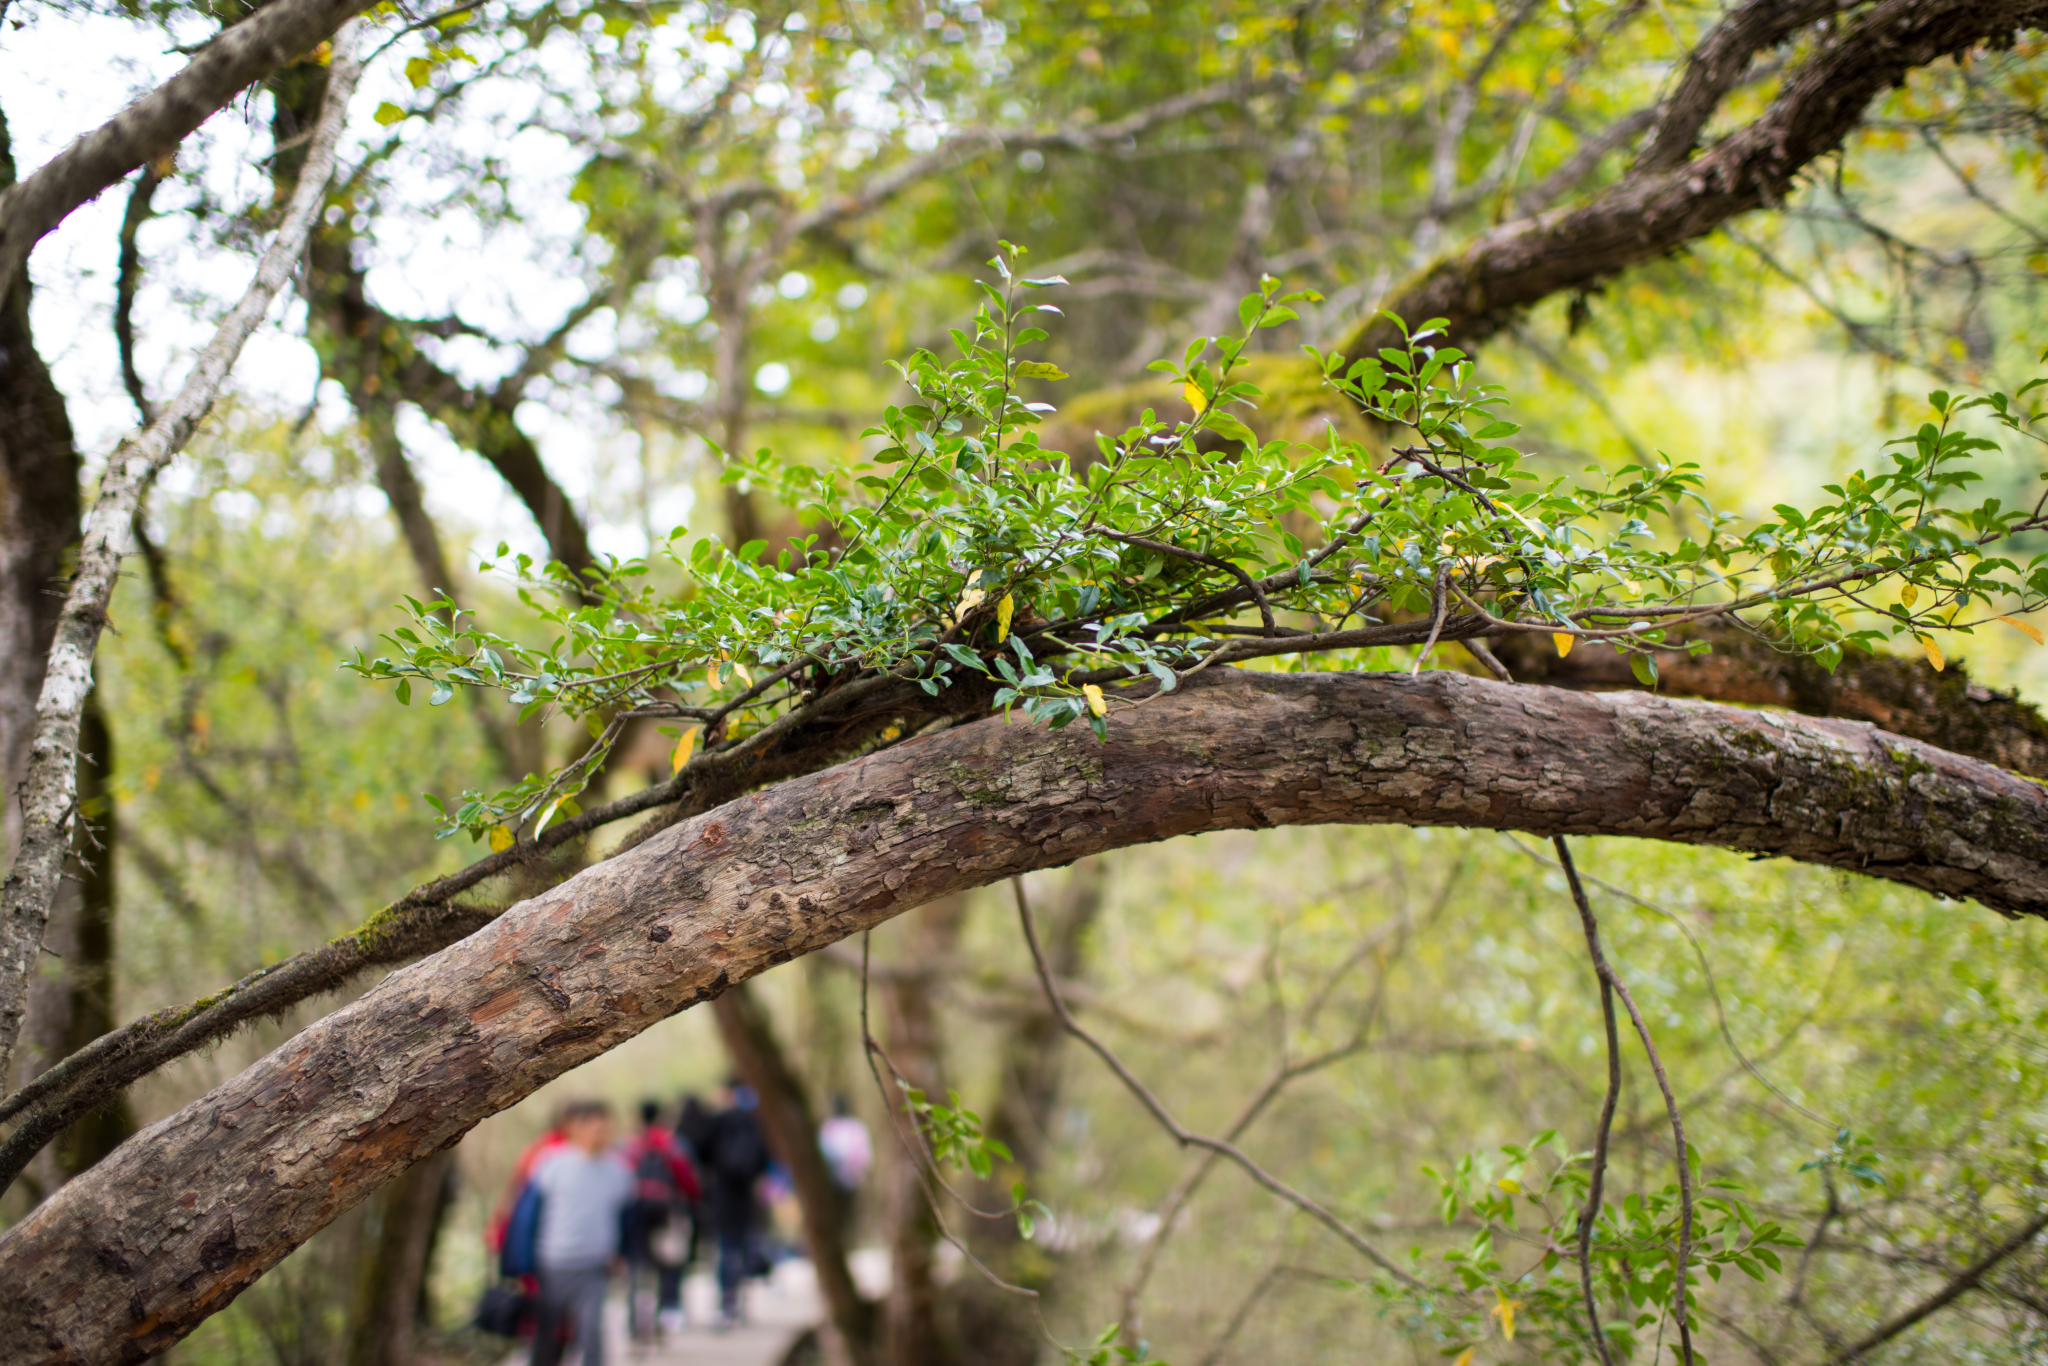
[2,0,2048,1363]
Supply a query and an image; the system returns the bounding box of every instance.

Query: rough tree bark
[4,667,2048,1360]
[1336,0,2048,359]
[1486,628,2048,780]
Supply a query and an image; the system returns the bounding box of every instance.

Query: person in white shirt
[817,1095,873,1231]
[529,1099,634,1366]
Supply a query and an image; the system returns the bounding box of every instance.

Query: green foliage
[900,1081,1012,1180]
[1798,1128,1887,1190]
[1063,1323,1166,1365]
[1408,1133,1802,1360]
[347,251,2048,844]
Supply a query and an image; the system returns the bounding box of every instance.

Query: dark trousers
[530,1264,609,1366]
[624,1256,684,1334]
[716,1228,749,1316]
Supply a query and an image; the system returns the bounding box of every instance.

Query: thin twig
[1557,836,1625,1366]
[1557,836,1694,1365]
[1506,834,1839,1131]
[0,26,364,1079]
[856,933,1048,1304]
[1013,878,1422,1288]
[1821,1208,2048,1365]
[1411,564,1452,674]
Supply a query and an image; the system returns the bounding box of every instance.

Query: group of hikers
[484,1080,873,1364]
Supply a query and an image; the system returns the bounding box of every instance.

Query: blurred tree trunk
[714,979,876,1366]
[952,864,1107,1359]
[0,102,81,863]
[876,897,968,1366]
[345,1147,457,1366]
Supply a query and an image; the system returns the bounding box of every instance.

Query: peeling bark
[3,668,2048,1361]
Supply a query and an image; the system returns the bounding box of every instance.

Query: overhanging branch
[2,668,2047,1360]
[1337,0,2048,359]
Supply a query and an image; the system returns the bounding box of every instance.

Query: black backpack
[710,1111,767,1181]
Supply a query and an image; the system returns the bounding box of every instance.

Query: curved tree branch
[1336,0,2048,360]
[0,0,374,304]
[1634,0,1862,175]
[3,667,2048,1359]
[1488,627,2048,781]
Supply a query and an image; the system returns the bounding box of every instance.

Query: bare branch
[1013,877,1422,1288]
[1635,0,1862,174]
[1822,1209,2048,1363]
[0,0,373,303]
[1558,837,1627,1366]
[0,29,363,1080]
[5,667,2048,1355]
[1339,0,2048,360]
[114,167,163,425]
[1556,836,1695,1365]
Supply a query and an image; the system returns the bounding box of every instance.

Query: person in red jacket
[620,1100,703,1338]
[489,1108,572,1261]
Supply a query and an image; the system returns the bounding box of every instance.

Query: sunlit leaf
[2000,614,2044,645]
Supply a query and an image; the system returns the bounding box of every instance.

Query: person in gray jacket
[529,1099,635,1366]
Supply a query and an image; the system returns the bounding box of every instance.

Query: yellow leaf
[954,586,987,619]
[1082,683,1106,718]
[2000,614,2045,645]
[1553,632,1575,658]
[996,593,1015,643]
[733,660,754,689]
[1492,1288,1522,1341]
[1183,380,1208,415]
[1453,1351,1476,1366]
[533,795,565,838]
[1900,581,1919,608]
[706,660,721,689]
[671,726,700,774]
[1497,1177,1520,1194]
[488,823,514,852]
[1920,635,1945,672]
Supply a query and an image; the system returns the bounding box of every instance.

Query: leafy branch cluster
[1402,1134,1806,1362]
[345,247,2048,843]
